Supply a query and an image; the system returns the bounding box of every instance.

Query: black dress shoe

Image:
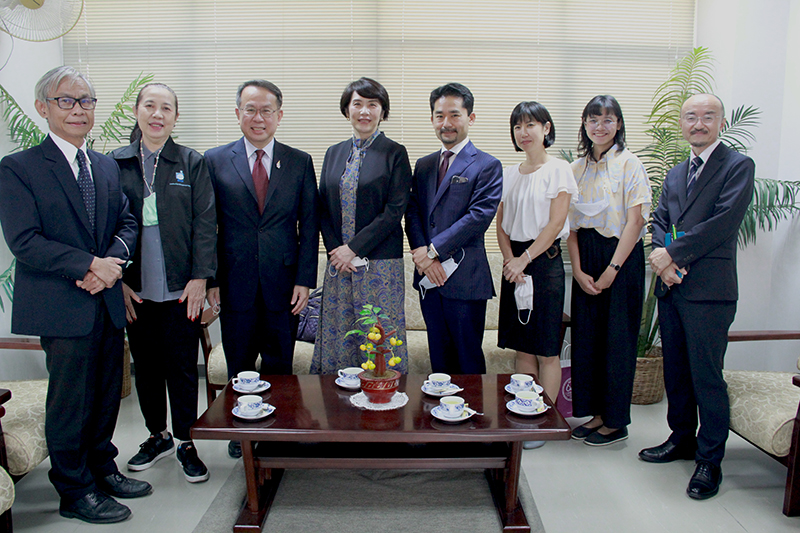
[638,440,696,463]
[60,491,131,524]
[687,461,722,500]
[228,440,242,459]
[97,472,153,499]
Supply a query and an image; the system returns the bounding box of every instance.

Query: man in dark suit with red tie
[0,66,149,524]
[405,83,502,374]
[639,94,755,500]
[205,80,318,456]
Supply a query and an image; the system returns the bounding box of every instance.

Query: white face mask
[514,275,534,324]
[419,249,465,298]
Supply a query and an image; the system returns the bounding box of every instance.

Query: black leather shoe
[228,440,242,459]
[638,440,696,463]
[687,461,722,500]
[97,472,153,499]
[59,491,131,524]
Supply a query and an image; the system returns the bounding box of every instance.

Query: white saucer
[335,377,361,390]
[421,383,464,397]
[505,400,550,417]
[232,380,271,394]
[504,383,544,395]
[232,404,276,420]
[431,405,476,423]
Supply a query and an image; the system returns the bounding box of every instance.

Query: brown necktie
[253,149,269,214]
[437,150,453,188]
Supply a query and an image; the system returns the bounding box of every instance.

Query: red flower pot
[358,369,400,404]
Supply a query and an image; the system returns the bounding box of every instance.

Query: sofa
[202,252,570,405]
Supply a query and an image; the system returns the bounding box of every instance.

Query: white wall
[0,34,61,379]
[697,0,800,371]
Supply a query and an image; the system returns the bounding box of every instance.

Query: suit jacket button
[677,219,684,225]
[430,222,435,228]
[90,249,96,254]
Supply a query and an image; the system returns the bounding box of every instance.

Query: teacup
[514,390,544,413]
[232,371,260,391]
[510,373,534,393]
[237,394,264,416]
[337,367,362,387]
[439,396,465,418]
[425,373,451,391]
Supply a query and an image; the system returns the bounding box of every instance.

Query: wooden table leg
[233,441,284,532]
[486,441,530,532]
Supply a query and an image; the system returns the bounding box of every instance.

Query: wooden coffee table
[192,374,570,532]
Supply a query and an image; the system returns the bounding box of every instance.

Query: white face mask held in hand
[419,249,465,299]
[514,275,534,324]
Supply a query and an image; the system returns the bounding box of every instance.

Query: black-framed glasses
[46,97,98,110]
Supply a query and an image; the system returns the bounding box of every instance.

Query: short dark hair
[236,80,283,109]
[578,95,626,160]
[429,83,474,115]
[340,77,390,120]
[509,101,555,151]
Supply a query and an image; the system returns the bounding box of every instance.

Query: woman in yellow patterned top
[566,95,651,447]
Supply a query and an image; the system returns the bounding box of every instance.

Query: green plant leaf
[96,72,155,152]
[0,84,46,151]
[0,258,14,312]
[738,178,800,247]
[720,105,760,153]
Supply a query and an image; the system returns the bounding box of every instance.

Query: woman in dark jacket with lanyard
[110,83,216,483]
[311,77,412,374]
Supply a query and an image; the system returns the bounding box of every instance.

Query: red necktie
[253,149,269,214]
[437,150,453,188]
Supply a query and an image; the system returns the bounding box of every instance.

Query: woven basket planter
[631,346,664,405]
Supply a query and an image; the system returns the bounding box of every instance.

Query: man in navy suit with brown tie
[205,80,318,456]
[0,66,149,523]
[639,94,755,500]
[405,83,502,374]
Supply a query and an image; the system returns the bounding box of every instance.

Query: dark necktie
[253,149,269,214]
[437,150,454,188]
[686,156,702,197]
[75,150,96,233]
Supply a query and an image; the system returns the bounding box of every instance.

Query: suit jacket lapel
[42,137,95,241]
[89,151,108,246]
[681,144,726,216]
[262,140,285,214]
[230,138,260,222]
[430,141,477,212]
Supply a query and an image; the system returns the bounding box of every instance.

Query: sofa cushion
[0,379,48,476]
[0,465,13,515]
[724,370,799,457]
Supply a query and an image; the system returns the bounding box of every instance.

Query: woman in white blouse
[497,101,578,414]
[566,95,651,447]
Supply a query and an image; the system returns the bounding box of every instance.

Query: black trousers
[40,301,123,502]
[420,290,487,374]
[570,230,644,428]
[126,298,201,441]
[220,284,299,378]
[658,289,736,466]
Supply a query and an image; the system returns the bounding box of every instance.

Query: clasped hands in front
[648,248,687,287]
[410,246,447,287]
[76,256,125,295]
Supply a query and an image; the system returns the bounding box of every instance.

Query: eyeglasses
[46,97,97,110]
[584,118,617,128]
[241,107,278,118]
[682,114,718,125]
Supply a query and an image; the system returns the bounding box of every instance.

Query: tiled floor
[9,380,799,532]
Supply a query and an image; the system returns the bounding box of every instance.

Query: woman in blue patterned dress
[311,78,412,374]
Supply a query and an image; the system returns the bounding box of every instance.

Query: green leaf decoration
[96,72,154,153]
[0,258,14,312]
[0,84,46,151]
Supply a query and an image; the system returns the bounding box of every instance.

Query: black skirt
[497,239,565,357]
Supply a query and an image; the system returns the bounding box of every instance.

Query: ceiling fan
[0,0,83,42]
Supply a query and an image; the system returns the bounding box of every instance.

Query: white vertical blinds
[63,0,694,253]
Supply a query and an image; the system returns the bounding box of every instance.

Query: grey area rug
[194,464,545,533]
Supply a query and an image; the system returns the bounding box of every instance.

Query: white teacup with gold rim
[439,396,465,418]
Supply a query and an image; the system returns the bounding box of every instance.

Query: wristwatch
[609,262,621,271]
[427,243,438,260]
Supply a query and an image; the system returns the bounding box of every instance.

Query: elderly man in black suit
[205,80,318,457]
[0,66,150,524]
[639,93,755,500]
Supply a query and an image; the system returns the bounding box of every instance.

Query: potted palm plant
[633,47,800,403]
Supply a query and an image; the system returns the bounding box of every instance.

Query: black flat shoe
[571,424,601,441]
[59,491,131,524]
[687,461,722,500]
[584,427,628,446]
[638,440,696,463]
[97,472,153,499]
